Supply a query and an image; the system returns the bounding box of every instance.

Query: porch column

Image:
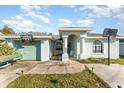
[80,37,85,59]
[62,36,69,61]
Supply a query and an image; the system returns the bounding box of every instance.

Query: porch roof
[59,27,92,32]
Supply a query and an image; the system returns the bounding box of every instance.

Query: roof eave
[0,35,53,40]
[86,36,124,39]
[59,27,93,32]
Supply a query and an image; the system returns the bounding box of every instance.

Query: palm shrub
[0,44,16,56]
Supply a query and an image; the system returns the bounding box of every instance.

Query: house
[0,27,124,62]
[119,39,124,56]
[0,32,5,41]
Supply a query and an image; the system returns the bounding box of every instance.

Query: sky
[0,5,124,35]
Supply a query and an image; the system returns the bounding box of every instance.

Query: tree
[0,25,16,35]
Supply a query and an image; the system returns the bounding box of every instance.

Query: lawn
[79,57,124,65]
[7,68,110,88]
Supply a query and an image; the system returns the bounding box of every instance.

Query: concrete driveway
[0,60,84,88]
[86,64,124,88]
[0,62,36,88]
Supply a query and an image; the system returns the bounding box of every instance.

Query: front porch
[59,27,92,62]
[52,34,86,61]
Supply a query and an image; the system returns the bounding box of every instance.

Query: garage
[2,32,53,61]
[15,41,41,61]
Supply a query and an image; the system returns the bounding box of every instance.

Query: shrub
[86,57,97,63]
[120,55,124,59]
[79,57,97,63]
[78,59,88,63]
[79,57,118,64]
[0,44,16,56]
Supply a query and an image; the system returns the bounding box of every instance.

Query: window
[93,40,103,53]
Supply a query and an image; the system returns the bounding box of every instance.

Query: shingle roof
[87,33,124,37]
[5,31,52,36]
[52,33,124,40]
[87,33,103,37]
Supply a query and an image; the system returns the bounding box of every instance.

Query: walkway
[86,64,124,88]
[27,60,85,74]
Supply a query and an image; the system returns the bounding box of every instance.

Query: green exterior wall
[15,40,41,61]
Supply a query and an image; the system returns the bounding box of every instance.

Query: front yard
[7,67,110,88]
[79,57,124,65]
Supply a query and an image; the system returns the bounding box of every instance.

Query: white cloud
[58,18,93,27]
[15,15,24,20]
[39,5,49,10]
[78,5,124,19]
[115,13,124,22]
[2,17,43,32]
[1,5,52,32]
[20,5,41,13]
[117,22,121,25]
[79,6,110,18]
[26,11,50,23]
[79,6,111,17]
[108,5,124,13]
[58,19,72,27]
[93,6,110,17]
[16,20,35,28]
[76,19,93,27]
[45,12,51,16]
[66,5,76,8]
[21,6,34,13]
[87,13,94,18]
[20,5,50,23]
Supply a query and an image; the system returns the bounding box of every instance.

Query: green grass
[79,57,124,65]
[7,68,110,88]
[116,58,124,65]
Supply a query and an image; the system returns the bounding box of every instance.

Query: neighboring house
[0,32,4,35]
[0,27,124,62]
[119,39,124,56]
[0,32,5,41]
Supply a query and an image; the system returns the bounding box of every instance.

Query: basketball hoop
[103,28,118,66]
